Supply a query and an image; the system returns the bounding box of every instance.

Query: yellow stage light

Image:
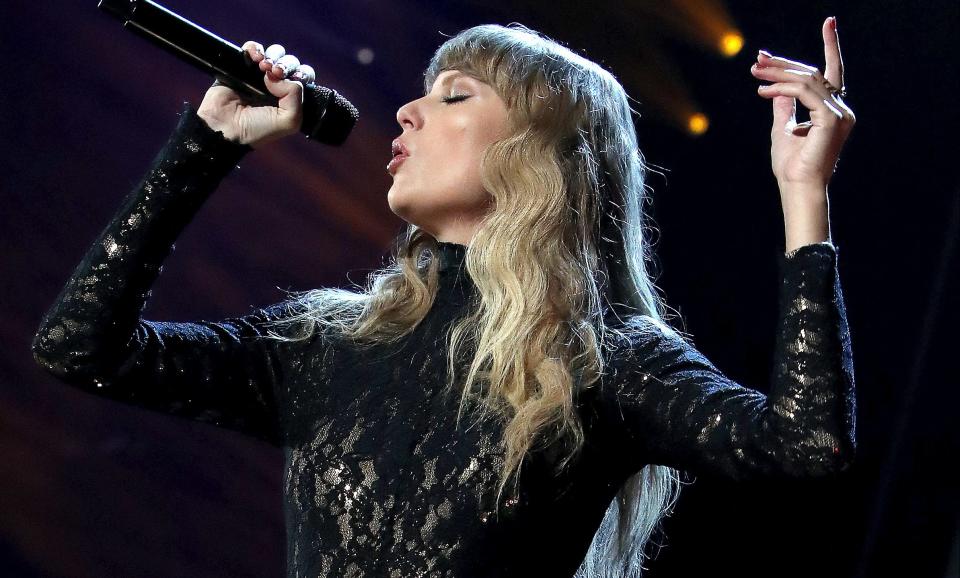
[688,113,709,135]
[720,32,743,57]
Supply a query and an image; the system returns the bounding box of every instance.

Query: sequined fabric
[32,102,856,577]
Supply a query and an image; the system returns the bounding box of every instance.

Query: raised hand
[197,41,317,149]
[751,17,856,194]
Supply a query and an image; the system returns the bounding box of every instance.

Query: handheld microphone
[97,0,359,145]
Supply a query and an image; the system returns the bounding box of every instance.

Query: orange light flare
[634,0,745,58]
[615,60,713,136]
[603,1,744,135]
[687,112,710,136]
[719,31,743,57]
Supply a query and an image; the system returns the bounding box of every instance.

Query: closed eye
[441,94,470,104]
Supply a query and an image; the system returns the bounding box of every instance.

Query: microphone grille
[304,85,359,146]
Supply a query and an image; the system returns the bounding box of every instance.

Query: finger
[751,64,817,83]
[263,71,304,103]
[822,17,846,95]
[758,82,845,120]
[263,73,305,135]
[757,50,818,74]
[770,91,797,138]
[752,63,848,114]
[291,64,316,85]
[268,62,288,81]
[264,44,286,62]
[752,65,836,109]
[790,120,815,136]
[275,54,301,78]
[241,40,265,62]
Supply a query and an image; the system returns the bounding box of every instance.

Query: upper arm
[595,316,850,482]
[33,301,302,446]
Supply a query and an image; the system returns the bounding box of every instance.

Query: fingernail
[758,49,772,58]
[831,17,837,31]
[264,45,285,61]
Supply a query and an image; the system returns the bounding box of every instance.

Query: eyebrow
[425,71,479,96]
[438,71,478,87]
[440,71,467,83]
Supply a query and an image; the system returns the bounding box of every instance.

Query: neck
[436,240,468,273]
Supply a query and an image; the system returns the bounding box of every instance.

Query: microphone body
[97,0,358,145]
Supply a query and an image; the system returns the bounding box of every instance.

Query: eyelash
[441,94,470,104]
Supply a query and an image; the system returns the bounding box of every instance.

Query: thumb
[263,72,304,118]
[771,94,796,135]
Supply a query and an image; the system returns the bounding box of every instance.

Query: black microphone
[97,0,358,145]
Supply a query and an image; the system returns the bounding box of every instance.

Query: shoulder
[602,314,684,354]
[255,287,368,345]
[601,314,719,374]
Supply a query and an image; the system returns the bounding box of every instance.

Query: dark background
[2,0,957,576]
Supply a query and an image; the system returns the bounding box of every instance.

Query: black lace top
[31,102,856,577]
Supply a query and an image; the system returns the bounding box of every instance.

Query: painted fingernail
[277,54,300,76]
[297,64,316,84]
[264,44,285,61]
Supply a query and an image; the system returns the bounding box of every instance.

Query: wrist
[197,111,241,144]
[781,190,831,253]
[778,179,827,199]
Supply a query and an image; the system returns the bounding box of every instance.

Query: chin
[386,188,406,217]
[387,190,419,227]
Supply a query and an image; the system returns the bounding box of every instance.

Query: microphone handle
[97,0,357,145]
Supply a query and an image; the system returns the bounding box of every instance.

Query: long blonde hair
[265,23,687,577]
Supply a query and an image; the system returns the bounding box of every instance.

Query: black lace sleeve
[31,101,292,446]
[598,241,856,481]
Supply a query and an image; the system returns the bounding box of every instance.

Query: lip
[391,138,410,158]
[387,154,408,176]
[388,138,410,176]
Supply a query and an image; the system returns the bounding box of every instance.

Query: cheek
[454,142,489,199]
[390,114,502,219]
[435,128,489,195]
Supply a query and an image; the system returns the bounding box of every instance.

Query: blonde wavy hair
[265,23,688,577]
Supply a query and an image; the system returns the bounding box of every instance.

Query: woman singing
[32,19,856,578]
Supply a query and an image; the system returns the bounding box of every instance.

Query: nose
[396,97,421,131]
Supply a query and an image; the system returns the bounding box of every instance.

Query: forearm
[780,185,832,254]
[766,240,857,476]
[32,102,252,378]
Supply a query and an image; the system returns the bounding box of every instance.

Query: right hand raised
[197,41,315,149]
